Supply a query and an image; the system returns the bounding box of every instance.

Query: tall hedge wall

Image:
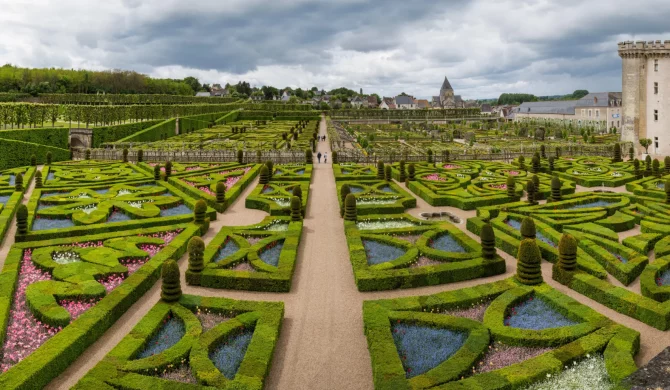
[91,120,164,147]
[0,127,69,149]
[116,118,176,143]
[0,139,69,169]
[238,110,320,121]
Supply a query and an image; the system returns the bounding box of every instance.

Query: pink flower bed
[424,174,446,182]
[443,164,460,169]
[506,170,520,176]
[490,184,507,190]
[473,342,553,373]
[0,231,180,371]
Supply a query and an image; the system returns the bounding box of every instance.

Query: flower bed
[505,296,577,330]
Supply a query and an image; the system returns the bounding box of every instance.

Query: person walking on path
[317,152,322,163]
[324,152,328,163]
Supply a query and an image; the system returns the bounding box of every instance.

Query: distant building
[480,104,492,115]
[367,95,378,108]
[195,92,211,97]
[417,99,430,109]
[281,90,291,102]
[436,76,464,109]
[395,95,416,109]
[350,96,365,108]
[380,97,396,110]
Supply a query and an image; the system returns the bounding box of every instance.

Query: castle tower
[440,76,455,108]
[619,40,670,155]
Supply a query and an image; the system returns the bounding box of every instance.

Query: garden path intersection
[0,117,665,389]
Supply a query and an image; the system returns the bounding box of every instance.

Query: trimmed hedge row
[75,294,284,389]
[336,180,416,216]
[91,120,164,147]
[246,181,310,216]
[0,127,69,149]
[0,139,70,170]
[0,224,199,389]
[116,118,176,143]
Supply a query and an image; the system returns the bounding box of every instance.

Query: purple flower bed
[504,296,577,330]
[363,240,406,265]
[392,322,467,378]
[209,328,254,379]
[506,219,522,230]
[656,269,670,286]
[473,341,553,374]
[428,234,466,253]
[159,204,192,217]
[568,200,614,209]
[258,240,284,267]
[136,314,185,359]
[214,237,240,263]
[439,300,492,322]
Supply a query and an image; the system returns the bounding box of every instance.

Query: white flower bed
[357,220,419,230]
[521,354,612,390]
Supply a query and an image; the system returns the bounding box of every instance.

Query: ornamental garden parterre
[0,108,664,390]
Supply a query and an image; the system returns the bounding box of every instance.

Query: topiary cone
[520,217,536,239]
[216,181,226,203]
[305,149,312,164]
[291,196,302,221]
[14,173,23,192]
[292,185,303,201]
[193,199,207,224]
[259,165,270,185]
[516,238,543,285]
[266,161,274,178]
[344,193,357,221]
[35,170,43,188]
[526,180,535,204]
[551,176,562,202]
[408,163,415,181]
[377,161,385,179]
[332,151,338,164]
[122,148,128,163]
[16,204,28,235]
[548,156,554,172]
[506,175,516,199]
[161,260,182,302]
[558,233,577,271]
[481,223,496,260]
[154,165,161,181]
[137,149,144,163]
[665,179,670,204]
[385,165,392,181]
[165,161,172,180]
[399,160,406,182]
[237,150,244,164]
[46,151,52,165]
[30,154,36,166]
[340,184,350,217]
[187,236,205,273]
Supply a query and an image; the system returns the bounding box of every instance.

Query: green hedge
[0,224,199,389]
[116,118,176,143]
[245,181,310,216]
[91,120,164,147]
[0,139,70,170]
[0,127,69,149]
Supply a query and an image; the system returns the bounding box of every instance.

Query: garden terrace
[43,161,151,188]
[74,294,284,389]
[245,168,311,216]
[336,180,416,215]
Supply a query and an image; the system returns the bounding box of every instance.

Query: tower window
[588,110,592,117]
[654,110,659,121]
[655,82,659,94]
[655,59,659,72]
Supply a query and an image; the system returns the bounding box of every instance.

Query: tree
[344,194,357,221]
[399,160,406,182]
[46,151,52,165]
[216,181,226,204]
[164,161,172,180]
[516,238,543,285]
[640,138,652,154]
[137,149,144,163]
[612,143,622,163]
[186,236,205,285]
[266,161,274,179]
[551,176,562,202]
[16,204,28,235]
[548,156,555,172]
[193,199,207,224]
[520,217,536,239]
[518,156,526,171]
[154,165,161,181]
[291,196,302,221]
[571,90,589,99]
[531,155,540,173]
[633,159,642,180]
[481,223,496,260]
[665,179,670,204]
[305,149,312,164]
[540,144,546,159]
[665,156,670,175]
[526,180,536,204]
[645,155,652,177]
[506,176,516,199]
[629,147,635,161]
[122,148,128,163]
[653,158,661,177]
[427,149,433,163]
[161,260,182,302]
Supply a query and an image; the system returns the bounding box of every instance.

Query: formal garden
[0,107,666,389]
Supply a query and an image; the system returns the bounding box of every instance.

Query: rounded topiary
[266,161,274,178]
[137,149,144,163]
[14,173,23,192]
[305,149,312,164]
[399,160,406,182]
[216,181,226,203]
[653,158,661,177]
[165,161,172,179]
[16,204,28,235]
[526,180,535,203]
[551,176,562,202]
[160,260,182,302]
[408,163,415,181]
[520,217,536,239]
[30,154,36,166]
[259,165,270,185]
[629,147,635,161]
[531,155,540,174]
[237,150,244,164]
[292,185,302,201]
[558,233,577,271]
[377,161,385,179]
[665,156,670,175]
[340,184,350,217]
[193,199,207,224]
[35,170,43,188]
[506,175,516,199]
[612,142,622,163]
[548,156,554,172]
[633,159,642,180]
[665,179,670,204]
[291,196,302,221]
[516,238,543,285]
[154,165,161,180]
[540,144,546,159]
[344,193,357,221]
[385,165,392,181]
[46,151,52,165]
[332,151,338,164]
[518,156,526,171]
[187,236,205,273]
[481,223,496,260]
[122,148,129,163]
[85,149,91,160]
[531,174,540,191]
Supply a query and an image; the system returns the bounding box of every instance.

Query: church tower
[440,76,455,108]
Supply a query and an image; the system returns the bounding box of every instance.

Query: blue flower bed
[607,249,627,263]
[0,195,10,206]
[506,219,522,230]
[8,175,15,186]
[363,240,406,265]
[209,329,254,379]
[380,185,396,193]
[657,182,665,190]
[295,169,305,175]
[657,269,670,286]
[258,241,284,267]
[568,200,614,209]
[32,217,75,231]
[95,188,110,195]
[537,232,556,248]
[429,234,466,253]
[46,172,55,181]
[214,238,241,263]
[261,186,275,194]
[392,322,467,378]
[136,314,185,359]
[505,296,577,330]
[349,186,364,194]
[159,204,192,217]
[107,211,132,223]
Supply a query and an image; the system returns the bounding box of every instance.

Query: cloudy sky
[1,0,670,99]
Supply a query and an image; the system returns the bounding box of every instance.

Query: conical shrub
[344,193,357,221]
[305,149,312,164]
[481,223,496,260]
[548,156,554,172]
[340,184,350,217]
[516,238,543,285]
[385,165,392,181]
[266,161,274,178]
[14,173,23,192]
[30,154,36,166]
[540,145,546,159]
[237,150,244,164]
[122,148,128,163]
[137,149,144,163]
[551,176,562,201]
[634,159,642,180]
[532,175,540,191]
[332,151,338,164]
[291,196,302,221]
[187,236,205,273]
[665,156,670,174]
[408,163,415,181]
[35,170,43,188]
[193,199,207,224]
[16,204,28,235]
[506,175,516,199]
[292,185,303,201]
[526,180,535,203]
[665,179,670,204]
[520,217,536,239]
[531,155,540,173]
[399,160,406,182]
[46,151,52,165]
[518,156,526,171]
[165,161,172,180]
[653,158,660,177]
[558,234,577,271]
[216,181,226,203]
[161,260,182,302]
[154,165,161,180]
[377,161,385,179]
[259,165,270,185]
[612,143,622,162]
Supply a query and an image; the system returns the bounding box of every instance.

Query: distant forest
[0,64,197,96]
[496,90,589,105]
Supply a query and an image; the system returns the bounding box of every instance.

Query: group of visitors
[317,151,328,163]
